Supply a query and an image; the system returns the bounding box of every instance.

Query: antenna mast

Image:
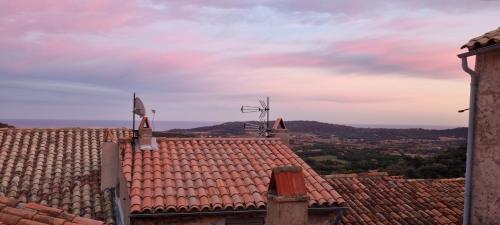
[132,92,136,147]
[241,96,271,137]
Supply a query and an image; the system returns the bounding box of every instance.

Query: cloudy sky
[1,1,499,126]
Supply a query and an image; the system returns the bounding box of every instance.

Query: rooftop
[325,173,464,225]
[119,137,344,214]
[0,196,104,225]
[0,128,131,224]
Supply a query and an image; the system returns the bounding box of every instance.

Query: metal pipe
[129,206,349,218]
[458,54,478,225]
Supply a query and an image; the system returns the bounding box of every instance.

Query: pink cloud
[0,0,146,35]
[235,36,461,79]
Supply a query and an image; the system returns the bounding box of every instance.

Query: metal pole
[458,55,478,225]
[132,92,136,147]
[267,96,270,129]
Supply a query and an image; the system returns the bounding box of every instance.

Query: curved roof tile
[120,138,344,214]
[325,174,464,225]
[0,128,131,224]
[462,27,500,50]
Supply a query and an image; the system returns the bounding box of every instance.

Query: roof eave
[128,206,349,218]
[458,42,500,58]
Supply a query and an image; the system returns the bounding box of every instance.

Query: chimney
[459,28,500,224]
[137,117,157,150]
[266,166,309,225]
[271,117,289,146]
[101,129,119,191]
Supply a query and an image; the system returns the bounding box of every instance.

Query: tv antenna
[241,96,271,137]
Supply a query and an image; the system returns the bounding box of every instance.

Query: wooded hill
[168,120,467,140]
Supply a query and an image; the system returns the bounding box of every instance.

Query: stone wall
[471,49,500,225]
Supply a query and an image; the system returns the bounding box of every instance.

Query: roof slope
[462,27,500,50]
[120,138,344,214]
[0,128,130,224]
[325,173,464,225]
[0,196,104,225]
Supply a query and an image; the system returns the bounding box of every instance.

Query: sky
[1,1,499,127]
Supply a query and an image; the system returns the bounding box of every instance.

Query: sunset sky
[1,1,499,127]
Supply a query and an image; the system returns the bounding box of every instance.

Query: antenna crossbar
[240,96,271,137]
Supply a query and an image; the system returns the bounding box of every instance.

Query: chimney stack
[271,117,289,146]
[101,129,119,191]
[137,117,157,150]
[266,166,309,225]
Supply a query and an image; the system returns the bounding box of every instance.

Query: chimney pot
[271,118,290,146]
[266,166,309,225]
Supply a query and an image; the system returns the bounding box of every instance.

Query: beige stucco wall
[471,49,500,225]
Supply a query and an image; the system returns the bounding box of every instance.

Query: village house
[105,117,346,225]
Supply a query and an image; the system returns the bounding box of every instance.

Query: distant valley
[164,120,467,178]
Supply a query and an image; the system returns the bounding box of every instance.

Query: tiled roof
[0,128,131,224]
[0,196,104,225]
[325,173,464,225]
[462,27,500,50]
[119,138,344,214]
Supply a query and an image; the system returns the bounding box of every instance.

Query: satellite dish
[134,97,146,117]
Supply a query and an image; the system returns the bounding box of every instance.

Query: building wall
[308,213,338,225]
[130,213,335,225]
[132,216,226,225]
[471,49,500,225]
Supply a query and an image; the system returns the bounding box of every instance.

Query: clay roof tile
[120,137,343,214]
[325,174,464,224]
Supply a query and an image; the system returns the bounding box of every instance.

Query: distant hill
[0,122,14,128]
[167,121,467,140]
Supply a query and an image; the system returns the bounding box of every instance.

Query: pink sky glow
[1,0,499,127]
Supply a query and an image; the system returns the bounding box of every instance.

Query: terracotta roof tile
[0,197,104,225]
[325,174,464,225]
[120,138,344,214]
[462,27,500,50]
[0,128,131,224]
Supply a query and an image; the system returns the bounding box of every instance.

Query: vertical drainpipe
[459,55,478,225]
